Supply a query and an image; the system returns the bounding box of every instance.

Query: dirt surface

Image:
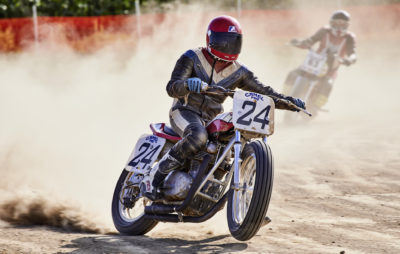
[0,5,399,254]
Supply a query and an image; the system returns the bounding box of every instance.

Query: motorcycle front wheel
[111,169,158,235]
[227,140,274,241]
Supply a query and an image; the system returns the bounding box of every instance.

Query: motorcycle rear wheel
[227,140,274,241]
[111,169,158,235]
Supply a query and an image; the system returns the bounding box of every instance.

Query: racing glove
[186,78,207,93]
[287,96,306,111]
[342,58,353,66]
[342,54,357,66]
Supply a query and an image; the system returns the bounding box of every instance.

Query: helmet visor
[330,19,349,30]
[209,31,242,55]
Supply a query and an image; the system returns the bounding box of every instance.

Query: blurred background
[0,0,399,52]
[0,1,399,253]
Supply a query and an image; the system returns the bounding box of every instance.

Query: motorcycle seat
[150,123,182,141]
[163,125,179,137]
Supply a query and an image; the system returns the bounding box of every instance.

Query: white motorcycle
[111,86,308,241]
[283,40,344,122]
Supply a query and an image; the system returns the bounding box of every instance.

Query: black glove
[287,96,306,111]
[342,58,352,66]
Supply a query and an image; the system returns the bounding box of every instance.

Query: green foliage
[0,0,175,18]
[1,0,400,18]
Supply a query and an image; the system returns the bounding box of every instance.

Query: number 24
[237,101,271,129]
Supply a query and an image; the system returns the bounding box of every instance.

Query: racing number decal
[128,142,150,167]
[125,135,166,172]
[233,90,274,135]
[307,57,322,68]
[236,101,256,125]
[128,143,161,169]
[237,100,271,130]
[254,105,271,129]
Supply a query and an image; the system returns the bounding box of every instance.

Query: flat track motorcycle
[111,86,308,241]
[283,41,344,122]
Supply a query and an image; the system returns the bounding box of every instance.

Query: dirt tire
[227,140,274,241]
[111,169,158,235]
[284,75,309,123]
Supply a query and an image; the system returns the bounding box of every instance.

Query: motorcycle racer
[144,15,306,200]
[283,10,357,108]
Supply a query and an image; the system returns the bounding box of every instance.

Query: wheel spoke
[232,153,257,225]
[118,175,147,223]
[246,186,254,193]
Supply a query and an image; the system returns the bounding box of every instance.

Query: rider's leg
[146,109,208,199]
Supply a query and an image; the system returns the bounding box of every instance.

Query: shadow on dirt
[60,234,248,253]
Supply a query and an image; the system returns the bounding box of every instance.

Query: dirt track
[2,112,399,253]
[1,6,400,254]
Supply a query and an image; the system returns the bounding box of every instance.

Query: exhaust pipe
[144,190,229,223]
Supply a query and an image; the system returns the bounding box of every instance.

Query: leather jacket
[167,47,294,121]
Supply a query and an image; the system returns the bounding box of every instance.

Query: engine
[160,146,231,216]
[162,171,192,201]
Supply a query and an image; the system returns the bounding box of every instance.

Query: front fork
[232,130,242,218]
[232,131,268,190]
[233,130,242,191]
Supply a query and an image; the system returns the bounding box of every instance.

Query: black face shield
[209,31,242,55]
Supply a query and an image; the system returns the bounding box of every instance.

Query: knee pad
[180,123,208,155]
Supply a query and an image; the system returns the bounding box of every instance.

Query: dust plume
[0,192,110,234]
[0,4,210,233]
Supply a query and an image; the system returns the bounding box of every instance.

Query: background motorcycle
[283,39,344,122]
[111,86,309,241]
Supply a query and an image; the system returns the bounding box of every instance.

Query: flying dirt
[0,3,399,254]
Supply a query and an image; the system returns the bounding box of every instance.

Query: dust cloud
[0,6,211,233]
[0,2,399,246]
[0,192,109,234]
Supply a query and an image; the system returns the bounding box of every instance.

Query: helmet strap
[208,58,217,85]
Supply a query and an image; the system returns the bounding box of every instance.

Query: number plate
[125,134,166,173]
[232,90,275,135]
[300,50,327,76]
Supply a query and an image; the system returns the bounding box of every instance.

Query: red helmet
[206,15,243,61]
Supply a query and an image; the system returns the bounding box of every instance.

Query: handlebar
[202,85,235,97]
[184,81,311,116]
[268,95,312,117]
[203,85,312,117]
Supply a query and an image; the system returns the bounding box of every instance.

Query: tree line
[0,0,176,18]
[1,0,399,18]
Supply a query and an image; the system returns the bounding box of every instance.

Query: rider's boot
[143,151,183,201]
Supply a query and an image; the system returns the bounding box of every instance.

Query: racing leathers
[284,26,357,107]
[149,47,301,197]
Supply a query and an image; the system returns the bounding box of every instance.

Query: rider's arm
[238,67,297,111]
[345,33,357,64]
[166,52,194,98]
[296,27,327,49]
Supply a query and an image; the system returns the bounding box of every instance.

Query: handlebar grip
[201,82,209,92]
[184,80,209,92]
